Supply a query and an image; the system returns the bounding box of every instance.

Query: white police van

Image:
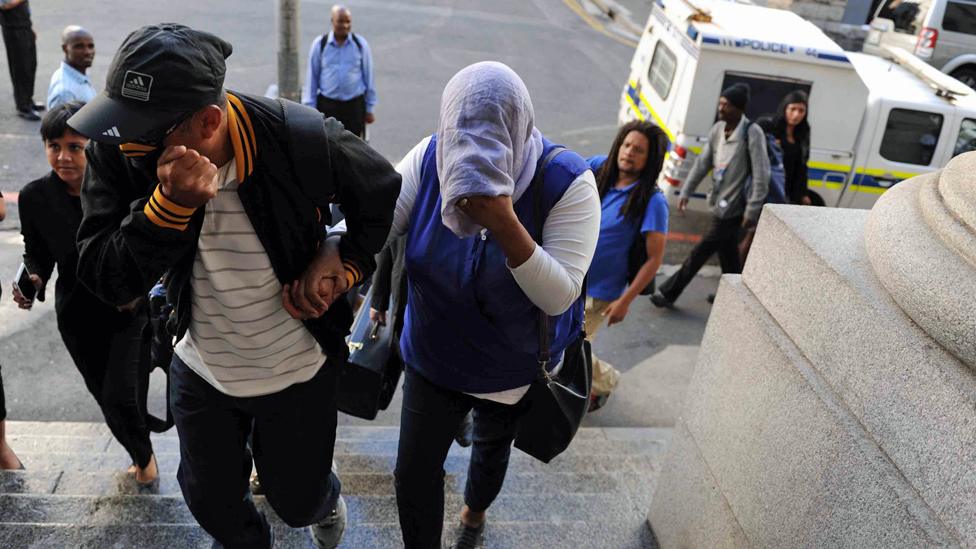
[620,0,976,212]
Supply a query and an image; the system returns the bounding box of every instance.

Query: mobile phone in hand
[15,263,36,301]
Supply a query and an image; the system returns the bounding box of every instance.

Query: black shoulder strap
[278,98,335,222]
[319,33,328,56]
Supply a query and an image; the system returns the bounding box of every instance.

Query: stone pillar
[647,153,976,547]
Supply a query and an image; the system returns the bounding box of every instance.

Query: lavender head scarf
[436,61,544,238]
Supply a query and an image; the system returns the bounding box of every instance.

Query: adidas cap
[68,23,233,145]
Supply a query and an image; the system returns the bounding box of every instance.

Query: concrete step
[0,422,666,548]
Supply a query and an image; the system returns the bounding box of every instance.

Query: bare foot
[133,454,158,485]
[0,443,22,470]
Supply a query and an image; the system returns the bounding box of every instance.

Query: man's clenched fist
[156,145,218,208]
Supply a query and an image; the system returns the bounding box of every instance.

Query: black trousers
[659,215,743,302]
[58,306,154,468]
[316,94,366,139]
[395,367,528,549]
[170,355,341,548]
[0,2,36,112]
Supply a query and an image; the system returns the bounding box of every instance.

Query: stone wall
[647,153,976,547]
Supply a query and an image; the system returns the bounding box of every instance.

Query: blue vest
[401,136,587,393]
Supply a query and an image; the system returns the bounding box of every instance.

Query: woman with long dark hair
[772,90,812,205]
[584,120,670,410]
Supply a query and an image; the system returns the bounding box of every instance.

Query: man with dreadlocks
[585,121,670,411]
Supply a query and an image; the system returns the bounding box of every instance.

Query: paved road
[0,0,717,427]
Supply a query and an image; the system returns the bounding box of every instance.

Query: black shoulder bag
[513,148,594,463]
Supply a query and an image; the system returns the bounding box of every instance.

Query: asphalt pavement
[0,0,717,427]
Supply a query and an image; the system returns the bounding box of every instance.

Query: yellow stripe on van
[628,80,677,143]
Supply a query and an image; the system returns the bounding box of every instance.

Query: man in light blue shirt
[46,26,95,109]
[302,5,376,139]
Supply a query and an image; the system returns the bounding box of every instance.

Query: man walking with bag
[68,24,400,548]
[303,4,376,139]
[651,83,769,308]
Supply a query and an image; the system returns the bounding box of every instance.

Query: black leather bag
[336,286,403,420]
[513,148,594,463]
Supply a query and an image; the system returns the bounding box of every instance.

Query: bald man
[46,25,95,109]
[302,4,376,139]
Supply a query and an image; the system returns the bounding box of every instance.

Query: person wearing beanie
[67,23,400,549]
[651,82,770,308]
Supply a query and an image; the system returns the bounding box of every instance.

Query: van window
[647,41,677,99]
[880,108,943,165]
[943,1,976,35]
[954,118,976,157]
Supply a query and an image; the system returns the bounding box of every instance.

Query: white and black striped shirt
[174,163,327,397]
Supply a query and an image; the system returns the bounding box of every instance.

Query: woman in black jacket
[772,90,812,205]
[11,102,157,486]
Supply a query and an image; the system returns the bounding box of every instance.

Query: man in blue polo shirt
[46,26,96,109]
[302,4,376,139]
[585,121,670,410]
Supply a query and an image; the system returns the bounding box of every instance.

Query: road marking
[667,231,702,243]
[562,0,639,48]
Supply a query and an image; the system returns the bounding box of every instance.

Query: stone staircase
[0,422,667,548]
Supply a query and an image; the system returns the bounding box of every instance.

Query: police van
[620,0,976,212]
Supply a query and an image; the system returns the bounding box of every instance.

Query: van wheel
[950,66,976,90]
[807,191,825,207]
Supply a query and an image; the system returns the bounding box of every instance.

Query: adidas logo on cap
[102,126,121,138]
[120,70,153,102]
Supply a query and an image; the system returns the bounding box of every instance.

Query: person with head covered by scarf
[383,61,600,548]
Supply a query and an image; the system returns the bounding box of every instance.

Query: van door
[629,33,686,138]
[842,100,952,209]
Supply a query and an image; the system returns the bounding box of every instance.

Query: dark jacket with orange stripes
[75,92,401,359]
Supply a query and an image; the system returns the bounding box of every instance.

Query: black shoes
[707,294,716,304]
[16,108,40,121]
[444,520,485,549]
[649,292,674,309]
[32,103,46,111]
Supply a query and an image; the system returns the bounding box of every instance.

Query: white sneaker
[309,494,346,549]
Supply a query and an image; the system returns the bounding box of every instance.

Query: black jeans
[169,355,341,549]
[659,215,743,302]
[0,2,36,112]
[395,367,528,549]
[315,94,366,139]
[59,307,154,468]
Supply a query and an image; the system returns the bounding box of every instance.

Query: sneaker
[309,494,346,549]
[454,412,474,448]
[444,520,485,549]
[649,292,674,309]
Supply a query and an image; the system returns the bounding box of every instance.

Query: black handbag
[513,147,594,463]
[336,286,403,420]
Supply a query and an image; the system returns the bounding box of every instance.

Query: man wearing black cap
[651,82,770,308]
[68,23,401,548]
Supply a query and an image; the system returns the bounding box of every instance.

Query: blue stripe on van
[816,52,850,63]
[686,25,699,40]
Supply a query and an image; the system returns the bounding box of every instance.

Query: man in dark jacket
[67,24,400,549]
[651,83,769,308]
